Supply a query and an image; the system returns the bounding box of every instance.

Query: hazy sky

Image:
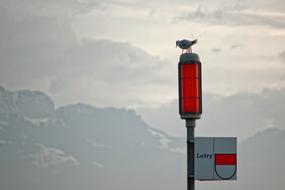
[0,0,285,108]
[1,2,285,189]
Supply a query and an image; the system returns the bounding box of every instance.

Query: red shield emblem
[215,154,237,180]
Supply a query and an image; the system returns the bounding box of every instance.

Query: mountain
[0,86,285,190]
[0,86,186,190]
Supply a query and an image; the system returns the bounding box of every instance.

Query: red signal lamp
[178,53,202,119]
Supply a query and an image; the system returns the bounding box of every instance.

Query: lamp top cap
[179,53,200,63]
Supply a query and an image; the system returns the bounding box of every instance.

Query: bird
[176,39,197,53]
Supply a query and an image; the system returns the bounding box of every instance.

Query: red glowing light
[179,62,201,115]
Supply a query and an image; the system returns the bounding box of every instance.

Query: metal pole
[186,119,195,190]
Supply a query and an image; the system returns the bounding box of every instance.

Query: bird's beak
[176,44,178,47]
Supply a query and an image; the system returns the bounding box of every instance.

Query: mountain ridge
[0,86,285,190]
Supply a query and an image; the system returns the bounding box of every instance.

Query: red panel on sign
[215,154,236,165]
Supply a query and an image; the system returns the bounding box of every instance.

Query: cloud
[279,51,285,64]
[230,44,241,49]
[138,88,285,139]
[239,0,285,13]
[0,38,173,107]
[0,0,104,19]
[47,39,173,107]
[174,6,285,28]
[1,0,285,109]
[92,161,104,168]
[85,138,105,148]
[212,48,222,53]
[30,144,80,168]
[0,5,175,108]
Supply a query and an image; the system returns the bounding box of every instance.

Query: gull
[176,39,197,53]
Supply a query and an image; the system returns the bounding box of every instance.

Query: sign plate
[195,137,237,181]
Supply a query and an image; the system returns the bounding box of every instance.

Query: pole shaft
[186,119,195,190]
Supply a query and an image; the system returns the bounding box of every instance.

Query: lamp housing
[178,53,202,119]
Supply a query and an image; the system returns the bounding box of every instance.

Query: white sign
[195,137,237,181]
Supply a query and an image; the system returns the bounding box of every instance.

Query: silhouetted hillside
[1,86,285,190]
[0,86,185,190]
